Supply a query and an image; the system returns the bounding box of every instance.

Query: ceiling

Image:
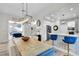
[0,3,79,20]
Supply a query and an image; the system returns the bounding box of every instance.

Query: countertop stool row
[49,34,77,56]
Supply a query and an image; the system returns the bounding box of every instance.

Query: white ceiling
[0,3,79,19]
[0,3,22,17]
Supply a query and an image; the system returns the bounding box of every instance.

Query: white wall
[0,13,8,43]
[40,20,53,41]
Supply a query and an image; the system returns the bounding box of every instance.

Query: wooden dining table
[12,37,52,56]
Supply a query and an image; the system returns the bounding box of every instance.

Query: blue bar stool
[63,36,77,56]
[50,34,58,45]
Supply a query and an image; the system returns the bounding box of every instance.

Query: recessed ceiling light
[70,8,74,11]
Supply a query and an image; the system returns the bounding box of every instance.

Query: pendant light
[17,3,33,24]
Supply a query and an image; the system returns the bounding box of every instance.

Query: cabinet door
[46,25,51,40]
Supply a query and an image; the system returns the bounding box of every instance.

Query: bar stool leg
[67,43,69,56]
[52,41,54,46]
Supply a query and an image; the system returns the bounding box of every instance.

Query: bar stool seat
[50,34,57,40]
[63,36,77,44]
[50,34,58,45]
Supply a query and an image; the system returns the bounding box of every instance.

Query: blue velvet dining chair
[13,33,22,38]
[63,36,77,56]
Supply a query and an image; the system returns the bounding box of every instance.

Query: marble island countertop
[49,33,79,37]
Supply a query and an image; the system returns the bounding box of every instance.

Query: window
[8,21,22,36]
